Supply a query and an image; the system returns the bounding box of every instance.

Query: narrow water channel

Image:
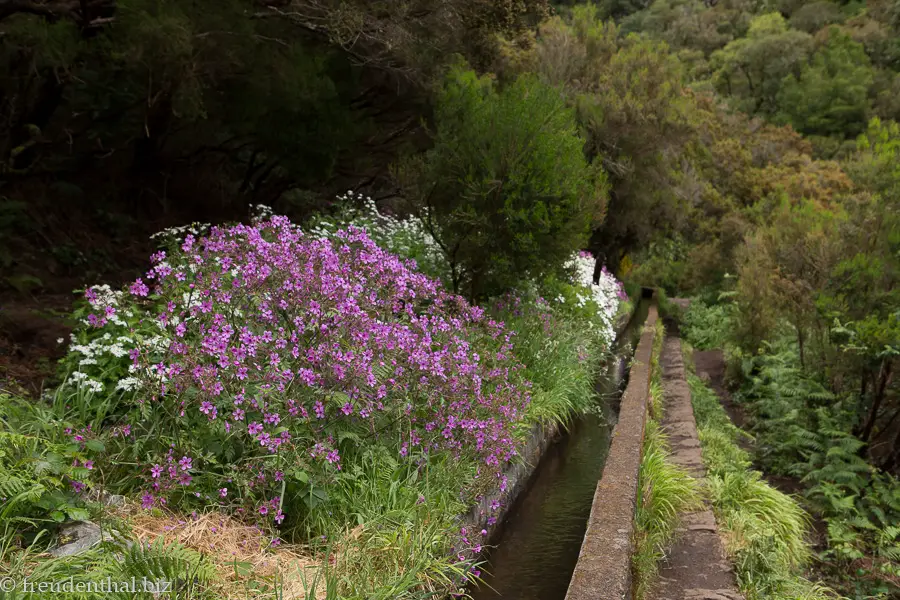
[469,296,652,600]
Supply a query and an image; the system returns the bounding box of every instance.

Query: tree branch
[0,0,113,25]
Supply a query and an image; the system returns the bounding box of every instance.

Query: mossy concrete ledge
[565,304,658,600]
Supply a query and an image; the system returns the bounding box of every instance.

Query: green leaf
[65,507,90,521]
[231,561,254,577]
[85,439,105,453]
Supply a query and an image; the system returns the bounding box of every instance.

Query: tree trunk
[859,360,892,445]
[8,69,65,170]
[879,425,900,474]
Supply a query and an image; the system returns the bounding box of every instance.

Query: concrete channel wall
[461,299,643,555]
[565,304,659,600]
[459,419,561,544]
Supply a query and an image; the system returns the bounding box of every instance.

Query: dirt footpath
[648,336,743,600]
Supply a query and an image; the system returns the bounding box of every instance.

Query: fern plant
[728,337,900,594]
[0,388,107,565]
[0,429,95,540]
[1,535,217,600]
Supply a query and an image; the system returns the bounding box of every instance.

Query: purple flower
[130,278,149,297]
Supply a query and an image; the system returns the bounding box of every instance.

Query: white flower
[564,252,625,345]
[115,377,141,392]
[68,371,88,384]
[57,337,64,345]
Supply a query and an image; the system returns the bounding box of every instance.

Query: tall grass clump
[497,294,602,431]
[632,321,701,599]
[633,419,702,599]
[684,352,836,600]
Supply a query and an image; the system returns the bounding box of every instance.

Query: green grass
[683,349,838,600]
[504,305,605,430]
[632,320,702,599]
[633,420,702,599]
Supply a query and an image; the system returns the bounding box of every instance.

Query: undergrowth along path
[649,335,744,600]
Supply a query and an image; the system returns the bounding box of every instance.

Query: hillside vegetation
[1,0,899,597]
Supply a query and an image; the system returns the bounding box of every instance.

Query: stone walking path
[648,336,744,600]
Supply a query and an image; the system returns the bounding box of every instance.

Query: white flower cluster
[68,370,104,393]
[64,328,171,394]
[250,204,274,223]
[559,252,626,344]
[61,285,171,395]
[310,191,449,280]
[149,222,210,244]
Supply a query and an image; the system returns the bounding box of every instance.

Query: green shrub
[396,63,608,300]
[681,300,736,351]
[733,340,900,590]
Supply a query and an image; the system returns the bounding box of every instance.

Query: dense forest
[1,0,899,598]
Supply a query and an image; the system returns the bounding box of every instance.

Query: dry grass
[119,501,327,600]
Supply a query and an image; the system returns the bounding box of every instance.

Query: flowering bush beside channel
[39,201,626,597]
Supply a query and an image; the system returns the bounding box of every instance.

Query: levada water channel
[468,294,653,600]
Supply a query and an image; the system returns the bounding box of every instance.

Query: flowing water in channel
[469,297,652,600]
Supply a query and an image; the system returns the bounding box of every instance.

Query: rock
[50,521,113,557]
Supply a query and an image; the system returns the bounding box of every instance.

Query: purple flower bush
[49,202,626,595]
[81,216,530,527]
